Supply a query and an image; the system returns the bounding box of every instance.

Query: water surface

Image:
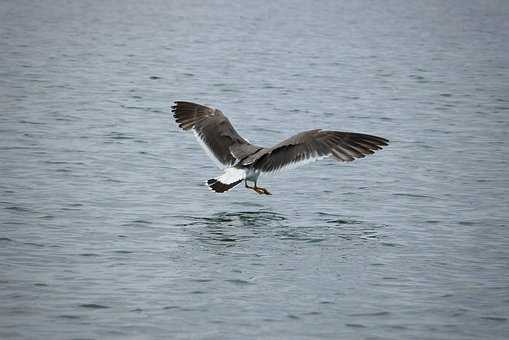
[1,0,508,339]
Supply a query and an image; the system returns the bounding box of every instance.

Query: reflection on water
[316,212,387,242]
[175,210,387,249]
[175,210,288,246]
[176,210,287,228]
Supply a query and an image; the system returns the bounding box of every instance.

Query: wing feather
[172,101,252,168]
[254,129,388,173]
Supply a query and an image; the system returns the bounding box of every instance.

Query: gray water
[1,0,509,339]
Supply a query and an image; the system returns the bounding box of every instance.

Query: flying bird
[171,101,388,195]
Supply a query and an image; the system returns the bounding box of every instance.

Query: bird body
[172,101,388,195]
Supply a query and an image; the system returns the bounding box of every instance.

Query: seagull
[171,101,388,195]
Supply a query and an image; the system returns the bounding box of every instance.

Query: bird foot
[245,182,272,195]
[254,187,272,195]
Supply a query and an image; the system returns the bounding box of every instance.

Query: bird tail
[207,178,243,193]
[207,168,245,193]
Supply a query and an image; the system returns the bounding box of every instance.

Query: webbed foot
[254,187,271,195]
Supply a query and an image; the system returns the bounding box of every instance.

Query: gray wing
[253,129,389,173]
[172,101,258,168]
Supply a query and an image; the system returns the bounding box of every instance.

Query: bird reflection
[179,210,288,247]
[175,210,385,252]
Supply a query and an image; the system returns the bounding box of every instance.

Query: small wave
[480,316,507,322]
[325,219,360,225]
[345,323,366,328]
[113,250,133,254]
[19,120,45,125]
[131,219,152,224]
[306,238,325,243]
[303,311,322,316]
[349,311,390,317]
[5,206,32,212]
[58,315,80,319]
[381,242,402,247]
[106,132,134,140]
[458,221,475,226]
[225,279,254,286]
[79,303,110,309]
[190,278,213,283]
[392,193,433,199]
[23,242,44,247]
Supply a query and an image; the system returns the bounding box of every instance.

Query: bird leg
[245,180,271,195]
[245,181,264,195]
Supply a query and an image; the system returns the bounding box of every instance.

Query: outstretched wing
[172,101,254,168]
[253,129,389,173]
